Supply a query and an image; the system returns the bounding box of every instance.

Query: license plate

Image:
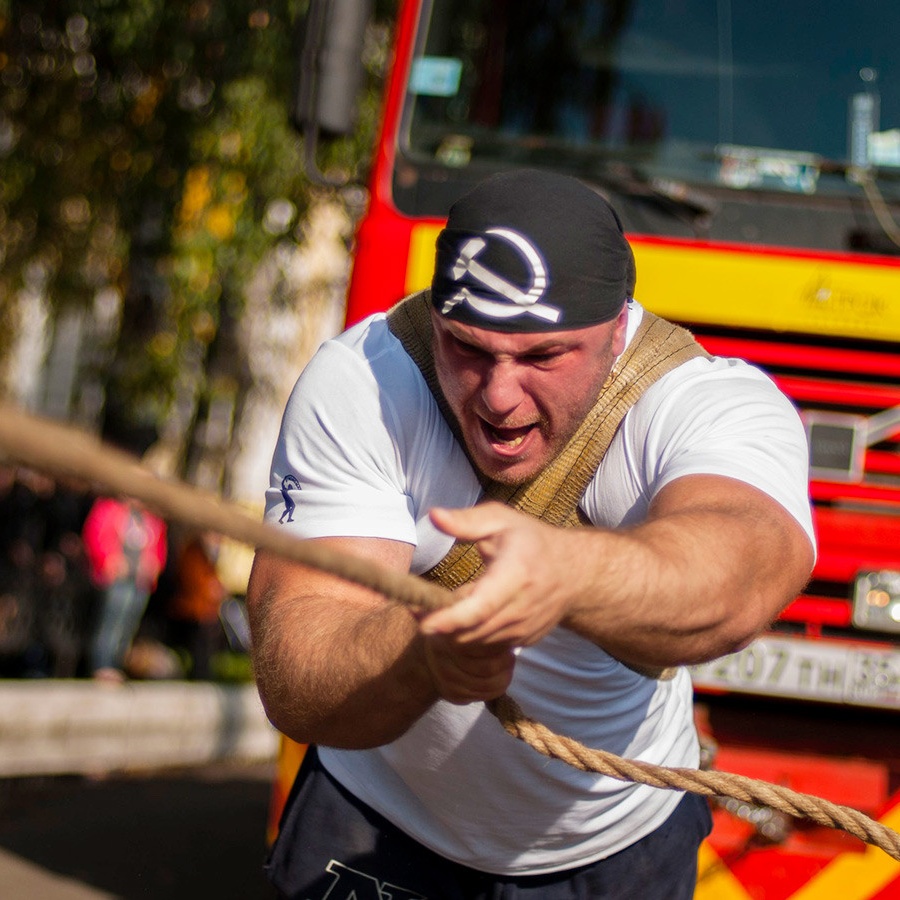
[690,635,900,710]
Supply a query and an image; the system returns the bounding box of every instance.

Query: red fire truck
[275,1,900,895]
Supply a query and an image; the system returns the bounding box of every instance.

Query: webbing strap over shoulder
[387,291,709,589]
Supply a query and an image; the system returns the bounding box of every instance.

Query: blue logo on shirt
[279,474,301,523]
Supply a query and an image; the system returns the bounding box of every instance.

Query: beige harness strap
[387,290,710,590]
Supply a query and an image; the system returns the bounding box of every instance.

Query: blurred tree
[0,0,394,485]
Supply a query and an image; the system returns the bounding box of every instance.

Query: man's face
[431,307,628,485]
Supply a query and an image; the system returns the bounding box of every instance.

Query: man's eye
[452,338,484,356]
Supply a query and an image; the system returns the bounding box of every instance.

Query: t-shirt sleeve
[595,356,816,551]
[264,337,418,545]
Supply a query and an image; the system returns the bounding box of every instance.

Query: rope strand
[487,695,900,859]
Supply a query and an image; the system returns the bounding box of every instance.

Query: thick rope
[1,402,898,861]
[487,695,900,859]
[0,404,451,616]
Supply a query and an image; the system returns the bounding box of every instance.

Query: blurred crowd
[0,464,250,683]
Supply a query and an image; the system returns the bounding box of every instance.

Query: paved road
[0,761,280,899]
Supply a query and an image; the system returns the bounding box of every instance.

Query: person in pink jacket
[82,496,167,681]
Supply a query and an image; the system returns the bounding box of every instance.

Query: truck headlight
[853,570,900,635]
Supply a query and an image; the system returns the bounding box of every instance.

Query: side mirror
[293,0,375,185]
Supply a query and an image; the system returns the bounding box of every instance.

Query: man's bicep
[649,474,815,600]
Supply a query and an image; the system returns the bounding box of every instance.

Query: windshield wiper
[712,145,900,250]
[851,168,900,250]
[585,161,718,234]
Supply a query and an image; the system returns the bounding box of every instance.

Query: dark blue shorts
[265,746,712,900]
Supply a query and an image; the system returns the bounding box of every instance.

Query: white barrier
[0,680,278,777]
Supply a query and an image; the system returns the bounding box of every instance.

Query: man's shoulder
[293,312,440,444]
[294,314,424,406]
[322,314,421,377]
[325,312,391,360]
[632,351,798,436]
[649,351,776,395]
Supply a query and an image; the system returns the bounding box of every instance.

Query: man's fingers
[420,587,505,636]
[425,503,563,645]
[423,636,515,704]
[429,503,512,542]
[423,505,522,635]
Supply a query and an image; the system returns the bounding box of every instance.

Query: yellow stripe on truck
[405,223,900,343]
[694,802,900,900]
[789,803,900,900]
[406,223,443,295]
[695,842,753,900]
[630,239,900,343]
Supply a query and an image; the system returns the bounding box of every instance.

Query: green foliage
[210,650,255,684]
[0,0,394,459]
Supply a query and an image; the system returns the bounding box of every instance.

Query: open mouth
[481,420,535,450]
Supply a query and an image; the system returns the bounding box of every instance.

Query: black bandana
[431,170,636,333]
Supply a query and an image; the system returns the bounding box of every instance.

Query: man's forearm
[562,502,813,667]
[560,521,760,667]
[252,588,439,749]
[247,539,440,748]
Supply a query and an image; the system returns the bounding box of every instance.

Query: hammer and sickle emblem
[441,227,561,323]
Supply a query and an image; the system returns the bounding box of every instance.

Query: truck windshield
[401,0,900,198]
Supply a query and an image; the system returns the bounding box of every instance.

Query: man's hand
[422,631,516,704]
[420,503,576,647]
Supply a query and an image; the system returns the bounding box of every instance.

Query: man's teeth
[486,423,529,447]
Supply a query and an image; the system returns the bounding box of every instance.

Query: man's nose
[480,362,524,414]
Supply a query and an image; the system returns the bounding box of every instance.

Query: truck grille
[694,325,900,642]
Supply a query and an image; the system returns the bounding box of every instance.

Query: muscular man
[248,170,815,899]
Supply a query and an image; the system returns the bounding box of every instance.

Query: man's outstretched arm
[421,474,815,669]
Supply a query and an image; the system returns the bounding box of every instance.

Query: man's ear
[611,305,629,356]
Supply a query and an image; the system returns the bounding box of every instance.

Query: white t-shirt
[265,302,815,876]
